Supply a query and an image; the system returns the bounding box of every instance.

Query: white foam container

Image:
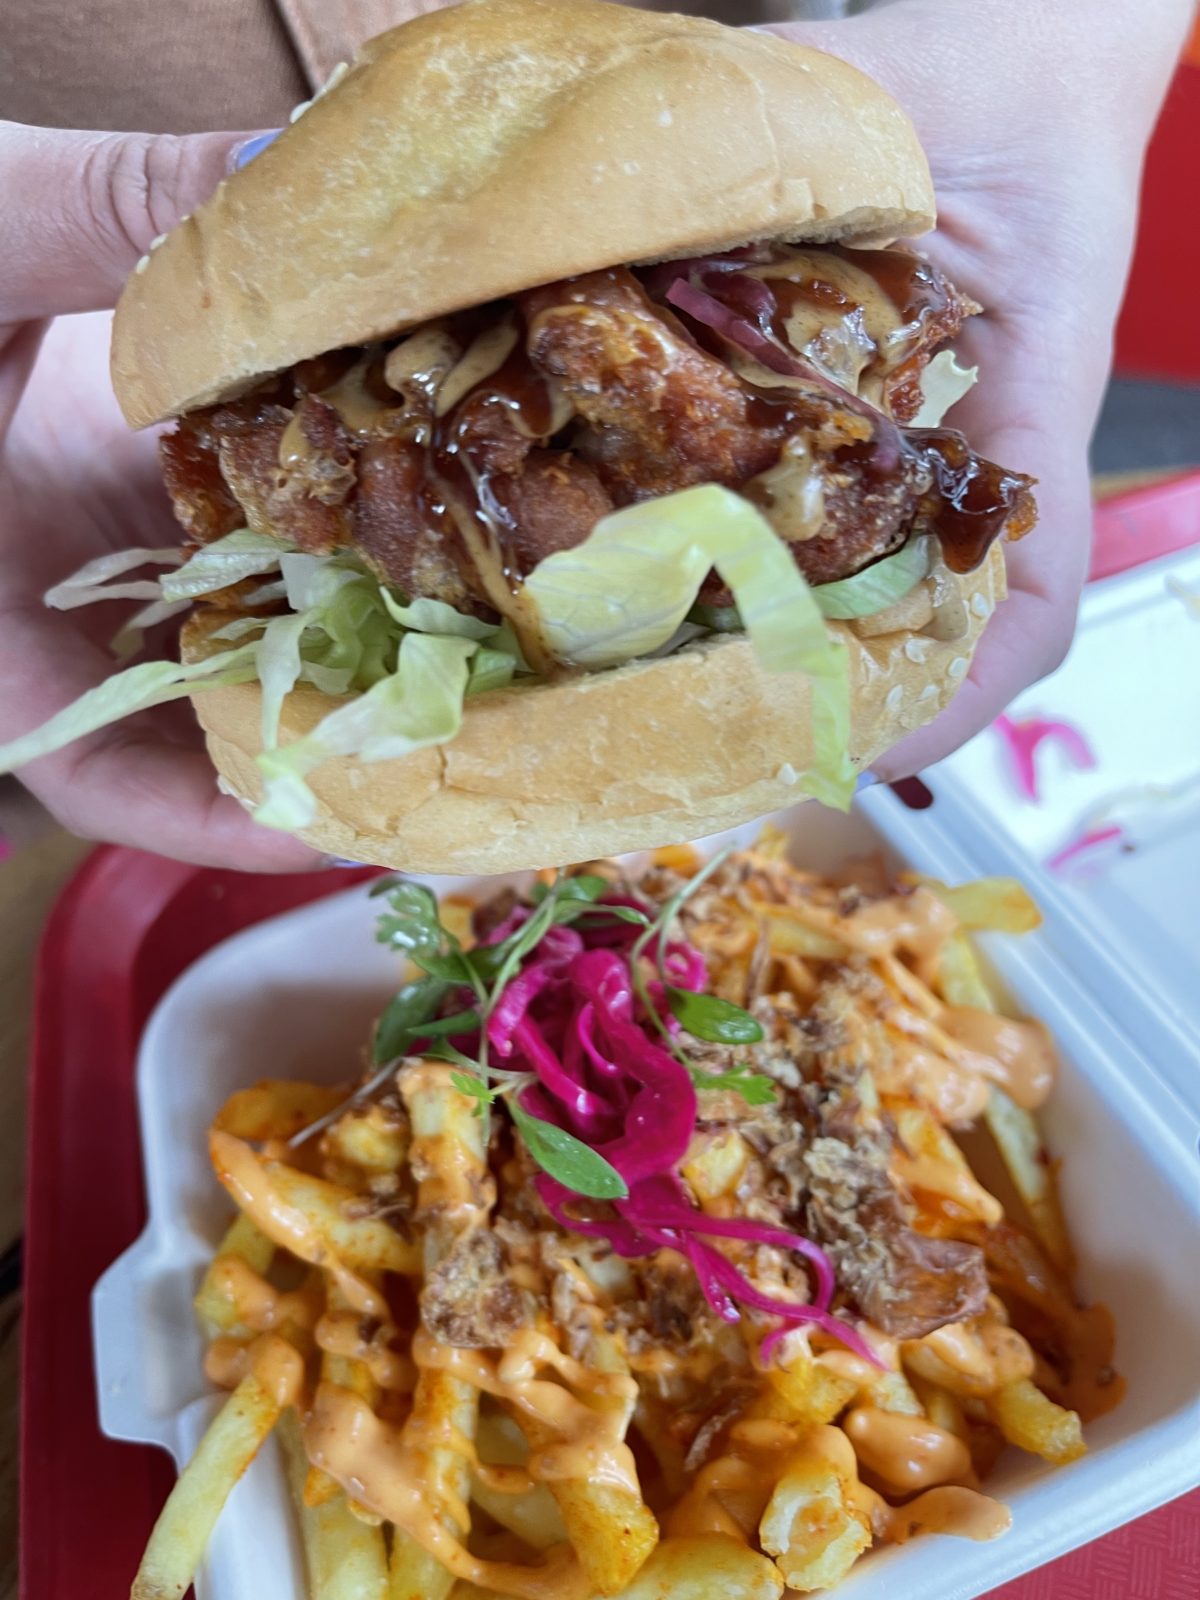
[92,789,1200,1600]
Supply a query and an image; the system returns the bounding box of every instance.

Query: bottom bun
[185,545,1005,874]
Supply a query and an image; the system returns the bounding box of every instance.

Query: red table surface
[19,473,1200,1597]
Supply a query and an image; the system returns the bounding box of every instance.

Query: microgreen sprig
[317,856,774,1189]
[625,849,775,1105]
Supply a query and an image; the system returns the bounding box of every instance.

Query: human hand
[764,0,1193,780]
[0,122,318,868]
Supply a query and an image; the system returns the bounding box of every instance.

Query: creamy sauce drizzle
[204,1331,304,1409]
[206,1256,320,1335]
[941,1008,1056,1109]
[843,1404,971,1490]
[209,1131,387,1320]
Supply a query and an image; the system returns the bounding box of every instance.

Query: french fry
[210,1130,420,1277]
[908,1376,970,1442]
[280,1410,388,1600]
[653,843,703,875]
[984,1090,1073,1275]
[759,1450,870,1593]
[938,931,1074,1272]
[681,1130,751,1206]
[759,907,849,961]
[987,1378,1086,1465]
[214,1080,350,1142]
[889,1105,1004,1225]
[194,1213,274,1338]
[308,1281,384,1514]
[470,1412,567,1550]
[131,1365,287,1599]
[908,874,1043,935]
[438,894,477,949]
[449,1534,784,1600]
[390,1063,492,1600]
[616,1534,784,1599]
[935,930,995,1012]
[765,1354,858,1428]
[515,1323,659,1596]
[903,1326,996,1400]
[322,1101,410,1179]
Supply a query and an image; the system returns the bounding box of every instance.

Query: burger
[0,0,1034,872]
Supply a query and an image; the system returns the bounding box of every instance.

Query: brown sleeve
[0,0,307,132]
[0,1,823,135]
[275,0,456,91]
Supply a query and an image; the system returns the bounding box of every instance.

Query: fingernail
[231,130,282,171]
[854,771,879,794]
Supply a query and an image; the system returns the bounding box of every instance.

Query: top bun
[111,0,934,428]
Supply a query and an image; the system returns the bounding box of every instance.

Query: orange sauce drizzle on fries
[210,1129,388,1320]
[940,1009,1056,1109]
[306,1379,593,1600]
[205,1257,321,1334]
[843,1405,971,1490]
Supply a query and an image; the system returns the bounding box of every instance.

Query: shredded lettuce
[0,535,528,826]
[3,482,868,823]
[522,485,854,807]
[160,530,284,600]
[255,634,477,828]
[0,646,259,772]
[45,546,185,611]
[379,590,498,641]
[257,612,310,751]
[811,535,934,619]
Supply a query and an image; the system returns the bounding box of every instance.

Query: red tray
[20,846,1198,1597]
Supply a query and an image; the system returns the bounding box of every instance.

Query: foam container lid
[926,544,1200,1111]
[91,783,1200,1600]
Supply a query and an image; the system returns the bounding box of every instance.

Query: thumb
[0,121,262,324]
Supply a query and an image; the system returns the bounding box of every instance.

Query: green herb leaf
[450,1070,499,1113]
[373,880,451,957]
[570,904,651,931]
[509,1101,628,1199]
[413,949,478,984]
[418,1009,482,1038]
[372,976,451,1064]
[688,1064,777,1106]
[542,874,609,904]
[426,1040,487,1072]
[666,987,764,1045]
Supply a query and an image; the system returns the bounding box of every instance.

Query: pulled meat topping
[160,243,1035,636]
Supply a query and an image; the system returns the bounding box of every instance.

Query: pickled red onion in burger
[0,0,1035,872]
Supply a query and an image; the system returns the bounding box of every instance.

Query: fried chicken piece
[159,417,243,545]
[495,449,615,576]
[214,399,353,553]
[521,267,783,501]
[355,435,479,609]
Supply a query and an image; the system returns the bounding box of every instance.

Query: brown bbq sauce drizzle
[430,344,560,592]
[650,247,1034,572]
